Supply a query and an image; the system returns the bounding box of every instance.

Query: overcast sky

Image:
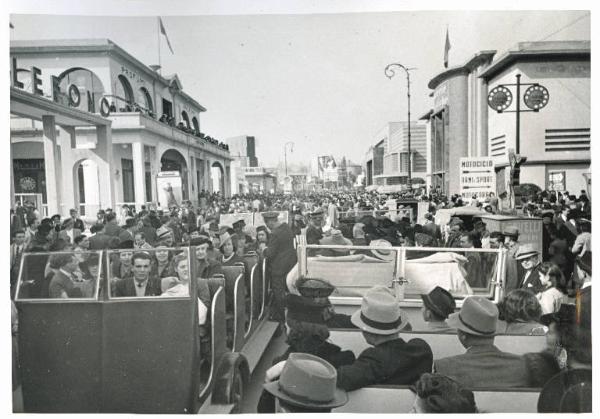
[8,7,591,168]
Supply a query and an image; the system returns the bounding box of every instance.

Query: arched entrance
[56,67,105,113]
[160,149,189,201]
[211,162,225,194]
[73,158,100,216]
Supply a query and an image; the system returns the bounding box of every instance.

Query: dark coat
[89,232,112,250]
[264,223,297,276]
[520,263,544,293]
[114,276,162,297]
[336,338,433,391]
[104,221,124,238]
[434,344,530,388]
[422,222,442,243]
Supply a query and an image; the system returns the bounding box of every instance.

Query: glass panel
[15,250,102,300]
[403,248,499,299]
[107,247,191,299]
[303,243,400,299]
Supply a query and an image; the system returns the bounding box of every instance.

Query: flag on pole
[159,17,174,54]
[443,27,451,68]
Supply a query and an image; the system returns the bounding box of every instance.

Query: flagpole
[157,17,162,75]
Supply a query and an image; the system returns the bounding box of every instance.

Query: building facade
[10,39,232,217]
[421,41,590,197]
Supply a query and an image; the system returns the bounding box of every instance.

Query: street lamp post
[385,63,415,191]
[284,141,294,176]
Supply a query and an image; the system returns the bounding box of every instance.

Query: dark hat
[504,226,519,238]
[285,294,328,324]
[296,277,335,299]
[309,208,324,218]
[232,219,246,227]
[537,369,592,413]
[448,217,464,227]
[263,353,348,410]
[208,222,219,232]
[421,286,456,319]
[542,211,554,219]
[262,211,280,220]
[256,225,269,235]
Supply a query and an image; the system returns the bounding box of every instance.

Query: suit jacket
[520,263,544,293]
[114,276,162,297]
[434,344,530,388]
[104,221,124,238]
[264,223,297,276]
[89,233,112,250]
[336,338,433,391]
[10,243,26,270]
[48,270,82,298]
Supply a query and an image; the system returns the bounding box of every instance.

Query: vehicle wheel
[229,367,244,413]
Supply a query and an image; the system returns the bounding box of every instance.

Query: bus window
[107,247,193,299]
[15,250,102,301]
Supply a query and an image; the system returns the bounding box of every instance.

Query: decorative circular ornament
[68,84,81,107]
[20,177,37,191]
[487,86,512,112]
[99,97,111,117]
[524,85,550,110]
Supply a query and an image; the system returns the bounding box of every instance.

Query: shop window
[121,159,135,203]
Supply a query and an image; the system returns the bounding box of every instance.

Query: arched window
[192,117,200,134]
[181,111,191,128]
[56,67,105,111]
[138,87,154,115]
[115,75,135,111]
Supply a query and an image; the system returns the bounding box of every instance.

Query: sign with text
[459,157,496,200]
[547,171,566,192]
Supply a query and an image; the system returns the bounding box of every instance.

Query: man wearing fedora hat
[434,296,530,388]
[503,226,522,291]
[515,243,544,293]
[420,286,456,332]
[306,208,324,256]
[319,230,353,257]
[335,286,433,391]
[263,353,348,413]
[263,211,297,325]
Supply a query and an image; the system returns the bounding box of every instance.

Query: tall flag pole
[444,26,451,68]
[159,17,175,54]
[157,17,162,74]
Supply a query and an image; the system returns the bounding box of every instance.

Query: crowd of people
[9,187,592,413]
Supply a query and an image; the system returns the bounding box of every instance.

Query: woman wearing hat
[496,289,546,335]
[218,232,243,266]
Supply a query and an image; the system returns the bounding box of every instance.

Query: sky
[7,5,592,169]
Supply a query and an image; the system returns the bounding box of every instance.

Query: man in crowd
[434,296,530,388]
[459,232,485,288]
[263,212,297,327]
[503,226,521,291]
[420,286,456,332]
[514,244,543,293]
[66,208,85,231]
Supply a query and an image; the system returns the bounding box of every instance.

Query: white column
[132,141,146,209]
[94,124,115,209]
[42,115,59,215]
[59,127,77,214]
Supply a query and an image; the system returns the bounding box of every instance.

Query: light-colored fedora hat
[446,296,499,336]
[351,286,409,335]
[263,353,348,409]
[514,243,539,260]
[369,239,395,262]
[320,229,352,250]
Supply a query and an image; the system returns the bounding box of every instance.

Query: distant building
[363,122,427,191]
[226,135,260,194]
[421,40,590,196]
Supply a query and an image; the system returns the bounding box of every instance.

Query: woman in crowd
[409,373,477,413]
[536,262,568,315]
[191,237,223,278]
[218,232,244,266]
[497,289,546,335]
[151,246,174,278]
[161,253,211,312]
[254,226,269,257]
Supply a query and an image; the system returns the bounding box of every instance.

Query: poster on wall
[156,171,182,209]
[459,157,496,200]
[547,171,566,192]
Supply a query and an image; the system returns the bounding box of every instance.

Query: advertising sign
[459,157,496,200]
[156,171,182,209]
[547,171,566,192]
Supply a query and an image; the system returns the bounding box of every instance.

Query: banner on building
[459,157,496,200]
[156,171,182,209]
[318,155,337,172]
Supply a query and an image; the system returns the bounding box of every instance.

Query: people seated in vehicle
[190,237,223,279]
[150,246,175,278]
[48,253,84,299]
[434,296,531,388]
[111,249,134,279]
[514,244,544,293]
[409,373,477,413]
[133,232,153,250]
[420,286,456,332]
[257,293,355,413]
[254,226,269,257]
[444,217,464,248]
[459,232,486,289]
[522,350,561,388]
[232,219,253,246]
[295,277,355,329]
[232,233,250,258]
[306,208,324,256]
[218,232,244,266]
[263,353,348,413]
[160,253,211,312]
[538,368,591,413]
[113,252,161,297]
[351,222,367,246]
[333,286,432,391]
[319,229,352,257]
[408,232,437,259]
[536,262,568,315]
[496,289,546,335]
[155,225,175,247]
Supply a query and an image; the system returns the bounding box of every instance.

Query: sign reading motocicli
[459,157,496,199]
